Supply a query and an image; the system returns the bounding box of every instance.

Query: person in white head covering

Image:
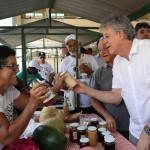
[59,34,98,113]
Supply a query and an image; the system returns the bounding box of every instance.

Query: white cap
[65,34,79,45]
[99,121,107,126]
[104,136,115,143]
[80,138,89,143]
[28,60,42,70]
[88,126,97,131]
[70,123,79,127]
[90,118,98,121]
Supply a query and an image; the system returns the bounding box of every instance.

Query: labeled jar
[69,123,79,142]
[104,136,115,150]
[88,126,97,146]
[79,138,90,148]
[61,71,77,87]
[101,131,111,146]
[98,127,106,143]
[77,126,87,144]
[99,121,107,129]
[90,118,98,128]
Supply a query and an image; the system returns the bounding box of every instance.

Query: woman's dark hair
[0,45,16,66]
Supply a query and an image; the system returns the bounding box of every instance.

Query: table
[65,114,136,150]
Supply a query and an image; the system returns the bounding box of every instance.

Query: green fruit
[33,125,67,150]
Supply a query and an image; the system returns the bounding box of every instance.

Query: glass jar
[101,131,111,146]
[104,136,115,150]
[69,123,79,142]
[99,121,107,129]
[88,126,97,146]
[79,138,90,148]
[77,126,87,144]
[80,117,90,126]
[90,118,98,128]
[98,127,106,143]
[62,71,77,87]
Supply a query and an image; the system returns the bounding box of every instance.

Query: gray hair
[100,13,135,40]
[99,36,104,42]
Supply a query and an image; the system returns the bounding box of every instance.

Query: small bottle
[104,136,115,150]
[77,126,87,144]
[69,123,79,142]
[79,138,90,148]
[88,126,97,146]
[98,127,106,143]
[63,99,69,120]
[90,118,98,128]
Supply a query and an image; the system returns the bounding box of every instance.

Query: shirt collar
[95,53,100,58]
[128,38,139,60]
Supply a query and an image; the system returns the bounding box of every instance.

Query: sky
[0,18,13,26]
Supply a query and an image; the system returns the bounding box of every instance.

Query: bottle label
[64,90,75,111]
[73,131,77,140]
[43,88,56,103]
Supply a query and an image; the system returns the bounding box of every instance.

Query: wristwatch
[144,125,150,136]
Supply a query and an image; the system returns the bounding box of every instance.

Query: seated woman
[0,45,66,149]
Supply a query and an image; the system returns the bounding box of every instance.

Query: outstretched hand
[69,80,88,94]
[52,73,67,93]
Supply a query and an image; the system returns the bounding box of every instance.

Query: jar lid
[102,131,111,136]
[88,126,97,131]
[104,135,114,139]
[82,125,88,129]
[80,138,89,143]
[99,121,107,125]
[98,127,106,132]
[104,136,115,143]
[90,118,98,121]
[77,126,86,131]
[70,123,79,127]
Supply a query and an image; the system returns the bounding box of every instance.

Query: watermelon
[33,125,67,150]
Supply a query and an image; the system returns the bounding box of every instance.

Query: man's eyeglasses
[0,64,19,70]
